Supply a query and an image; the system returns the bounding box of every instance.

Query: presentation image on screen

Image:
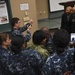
[49,0,74,12]
[71,33,75,42]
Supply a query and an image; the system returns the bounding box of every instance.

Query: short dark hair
[32,30,46,45]
[11,35,24,54]
[53,29,70,48]
[53,29,70,54]
[11,17,20,27]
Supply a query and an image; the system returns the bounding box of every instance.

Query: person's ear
[22,42,27,48]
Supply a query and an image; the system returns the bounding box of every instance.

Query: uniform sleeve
[42,58,52,75]
[45,38,54,54]
[0,51,14,74]
[67,48,75,71]
[23,30,31,42]
[19,23,31,32]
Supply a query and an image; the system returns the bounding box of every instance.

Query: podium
[59,1,75,11]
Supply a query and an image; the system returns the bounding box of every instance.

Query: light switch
[23,17,30,21]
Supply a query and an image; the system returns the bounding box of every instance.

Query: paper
[20,3,29,10]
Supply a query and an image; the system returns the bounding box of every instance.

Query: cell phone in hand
[26,23,32,28]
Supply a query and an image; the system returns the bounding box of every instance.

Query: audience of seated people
[0,33,43,75]
[0,29,75,75]
[10,35,43,75]
[42,29,75,75]
[1,7,75,75]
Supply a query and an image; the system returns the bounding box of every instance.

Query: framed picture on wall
[0,1,9,24]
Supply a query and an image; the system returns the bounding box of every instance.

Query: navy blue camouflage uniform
[42,48,75,75]
[71,71,75,75]
[0,47,43,75]
[11,23,31,42]
[45,37,55,54]
[0,45,13,75]
[9,49,43,75]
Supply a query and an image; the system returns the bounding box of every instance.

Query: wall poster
[0,1,9,24]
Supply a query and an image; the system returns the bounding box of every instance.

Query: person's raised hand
[27,25,32,32]
[29,19,33,25]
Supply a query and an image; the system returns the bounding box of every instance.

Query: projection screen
[49,0,74,12]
